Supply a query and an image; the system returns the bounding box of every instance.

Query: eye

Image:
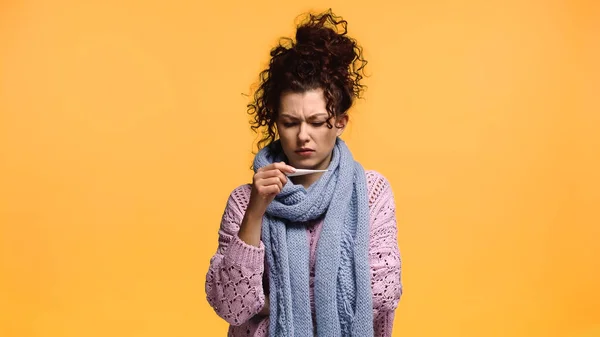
[282,122,298,128]
[311,122,325,127]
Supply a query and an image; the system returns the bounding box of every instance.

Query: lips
[295,148,315,156]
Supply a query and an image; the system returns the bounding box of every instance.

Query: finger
[256,163,295,179]
[276,170,288,186]
[255,170,277,179]
[258,177,283,191]
[257,163,278,173]
[256,172,286,188]
[273,162,296,174]
[259,184,281,196]
[255,171,280,183]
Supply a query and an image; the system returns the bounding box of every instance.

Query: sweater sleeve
[366,171,403,337]
[205,184,267,326]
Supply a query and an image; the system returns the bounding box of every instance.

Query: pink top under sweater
[205,170,402,336]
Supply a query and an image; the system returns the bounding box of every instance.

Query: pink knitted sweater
[205,170,402,336]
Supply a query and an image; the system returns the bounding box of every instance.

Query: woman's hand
[247,162,295,217]
[238,162,295,247]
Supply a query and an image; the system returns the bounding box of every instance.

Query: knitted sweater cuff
[224,234,265,271]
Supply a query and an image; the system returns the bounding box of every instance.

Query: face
[275,88,348,170]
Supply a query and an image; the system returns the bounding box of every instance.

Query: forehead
[279,89,327,116]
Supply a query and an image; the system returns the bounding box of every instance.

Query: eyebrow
[279,113,329,120]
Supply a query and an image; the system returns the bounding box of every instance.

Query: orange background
[1,0,599,336]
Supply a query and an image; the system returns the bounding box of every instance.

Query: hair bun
[294,15,356,69]
[246,9,368,150]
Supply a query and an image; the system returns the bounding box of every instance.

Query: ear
[335,114,349,136]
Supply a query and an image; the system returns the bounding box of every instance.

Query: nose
[297,122,310,143]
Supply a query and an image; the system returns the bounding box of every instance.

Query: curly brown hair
[247,9,368,150]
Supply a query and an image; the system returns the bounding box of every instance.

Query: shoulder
[364,170,394,207]
[364,169,392,195]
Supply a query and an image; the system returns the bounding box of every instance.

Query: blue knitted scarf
[253,137,373,337]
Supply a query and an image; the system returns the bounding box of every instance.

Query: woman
[205,9,402,337]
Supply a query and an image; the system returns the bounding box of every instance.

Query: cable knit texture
[252,138,372,337]
[205,162,402,336]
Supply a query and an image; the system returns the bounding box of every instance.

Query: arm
[205,163,294,325]
[205,185,268,326]
[367,171,403,337]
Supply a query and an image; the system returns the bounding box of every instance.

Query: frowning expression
[276,88,348,170]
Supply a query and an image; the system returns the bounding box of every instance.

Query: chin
[289,161,313,170]
[290,157,324,170]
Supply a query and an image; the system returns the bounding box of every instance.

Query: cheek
[318,128,339,146]
[276,124,290,141]
[277,130,295,153]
